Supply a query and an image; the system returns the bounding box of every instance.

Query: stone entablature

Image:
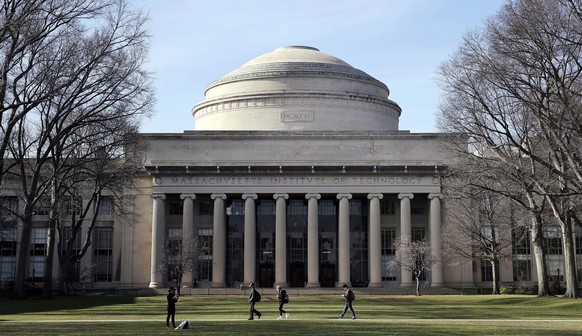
[150,174,441,194]
[142,131,448,168]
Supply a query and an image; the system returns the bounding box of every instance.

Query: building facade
[4,46,568,291]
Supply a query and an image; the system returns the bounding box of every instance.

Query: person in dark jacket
[166,287,179,329]
[338,284,356,320]
[276,285,289,319]
[247,282,262,320]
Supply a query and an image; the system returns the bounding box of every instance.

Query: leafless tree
[3,0,153,299]
[437,0,582,298]
[158,234,201,294]
[388,239,436,296]
[442,176,522,295]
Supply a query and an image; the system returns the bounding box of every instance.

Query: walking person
[166,287,179,329]
[338,284,356,320]
[276,285,289,319]
[248,282,262,320]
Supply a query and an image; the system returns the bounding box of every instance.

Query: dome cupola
[192,46,401,131]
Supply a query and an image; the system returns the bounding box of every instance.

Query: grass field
[1,294,582,335]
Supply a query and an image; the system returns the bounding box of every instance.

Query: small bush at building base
[515,283,530,295]
[499,285,515,294]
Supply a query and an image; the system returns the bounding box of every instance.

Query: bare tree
[442,177,522,295]
[3,0,153,299]
[437,0,582,298]
[389,239,435,296]
[158,234,201,294]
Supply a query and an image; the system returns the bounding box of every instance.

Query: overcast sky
[135,0,506,134]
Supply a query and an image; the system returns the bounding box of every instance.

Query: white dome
[192,46,401,131]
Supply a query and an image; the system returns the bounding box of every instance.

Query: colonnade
[148,192,443,288]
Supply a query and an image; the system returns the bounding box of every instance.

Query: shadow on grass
[0,295,137,317]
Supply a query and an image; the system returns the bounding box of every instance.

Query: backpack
[281,289,289,303]
[253,289,261,302]
[348,290,355,301]
[175,321,190,329]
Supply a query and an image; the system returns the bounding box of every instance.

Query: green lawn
[1,294,582,335]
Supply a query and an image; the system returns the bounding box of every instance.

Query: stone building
[3,46,532,291]
[138,46,454,289]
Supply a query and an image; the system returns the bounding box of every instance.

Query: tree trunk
[42,221,56,298]
[530,216,550,296]
[561,213,578,298]
[415,273,421,296]
[13,205,34,299]
[491,258,500,295]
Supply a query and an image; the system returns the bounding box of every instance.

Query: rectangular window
[93,226,113,282]
[29,227,48,281]
[381,228,396,281]
[513,259,532,282]
[319,200,335,215]
[169,201,183,215]
[97,197,113,217]
[481,261,493,282]
[199,201,213,215]
[0,228,17,283]
[198,228,213,282]
[412,228,425,242]
[0,196,18,221]
[411,207,425,215]
[257,200,275,216]
[380,200,395,215]
[512,228,531,255]
[544,227,562,255]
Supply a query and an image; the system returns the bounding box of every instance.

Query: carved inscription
[281,111,314,122]
[155,176,432,186]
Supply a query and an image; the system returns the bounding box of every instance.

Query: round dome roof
[206,46,388,94]
[193,46,401,131]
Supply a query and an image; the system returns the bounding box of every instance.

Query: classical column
[337,193,352,287]
[429,193,444,287]
[368,193,383,288]
[149,193,166,288]
[398,193,414,287]
[305,193,321,288]
[274,194,289,287]
[211,194,227,288]
[180,193,196,287]
[242,194,258,285]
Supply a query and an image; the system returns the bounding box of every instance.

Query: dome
[192,46,401,131]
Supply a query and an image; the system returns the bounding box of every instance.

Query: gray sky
[136,0,505,134]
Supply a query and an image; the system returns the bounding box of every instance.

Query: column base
[367,282,383,288]
[274,282,289,288]
[211,282,226,288]
[148,282,159,288]
[430,282,444,287]
[305,282,320,288]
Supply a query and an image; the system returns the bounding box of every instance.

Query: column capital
[336,193,352,200]
[150,193,166,200]
[398,193,414,200]
[180,193,197,200]
[367,193,384,200]
[242,193,258,200]
[211,193,227,200]
[305,193,321,200]
[428,193,443,200]
[273,193,289,200]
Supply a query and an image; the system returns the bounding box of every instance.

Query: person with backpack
[276,285,289,319]
[338,284,356,320]
[247,282,262,320]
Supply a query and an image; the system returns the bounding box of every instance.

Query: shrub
[515,283,530,295]
[499,285,515,294]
